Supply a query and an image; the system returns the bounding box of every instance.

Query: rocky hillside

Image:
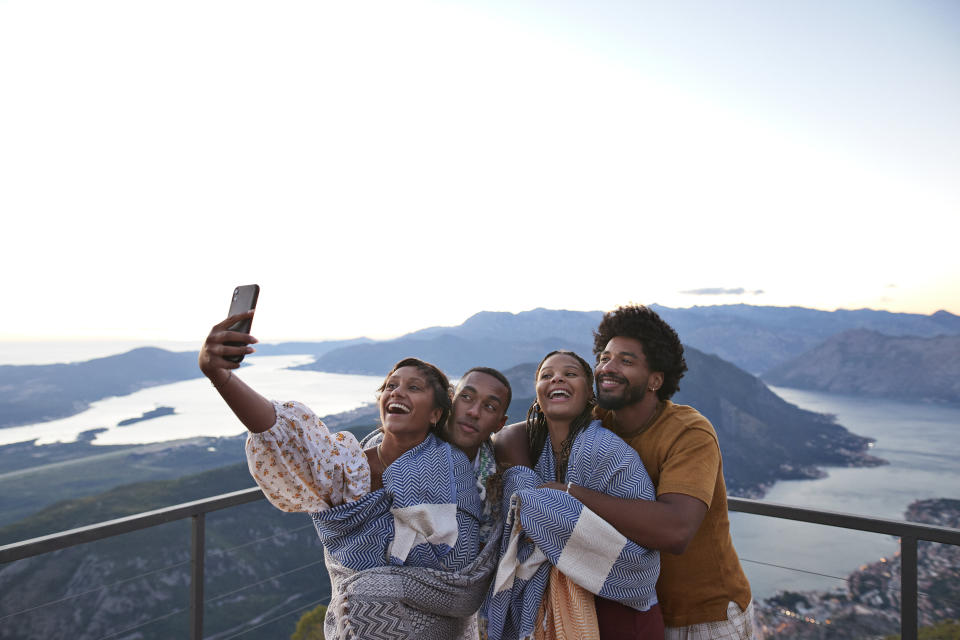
[0,464,328,640]
[763,330,960,403]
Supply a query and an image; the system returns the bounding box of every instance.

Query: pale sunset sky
[2,0,958,344]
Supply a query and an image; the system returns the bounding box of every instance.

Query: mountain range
[4,304,957,431]
[295,304,960,377]
[763,329,960,403]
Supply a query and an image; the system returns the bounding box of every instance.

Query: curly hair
[526,350,597,480]
[378,357,452,440]
[592,305,687,400]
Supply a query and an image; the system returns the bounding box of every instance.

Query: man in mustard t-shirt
[572,304,758,638]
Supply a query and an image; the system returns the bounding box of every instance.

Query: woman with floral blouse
[199,309,493,639]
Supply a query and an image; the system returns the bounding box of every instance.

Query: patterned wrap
[312,430,484,572]
[484,420,660,640]
[323,527,501,640]
[246,403,491,639]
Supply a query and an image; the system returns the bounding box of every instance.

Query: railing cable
[94,605,186,640]
[738,557,851,582]
[212,522,316,555]
[0,558,190,623]
[214,594,332,640]
[0,522,314,624]
[204,559,326,605]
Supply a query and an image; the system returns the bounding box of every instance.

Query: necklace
[622,400,666,439]
[376,443,388,469]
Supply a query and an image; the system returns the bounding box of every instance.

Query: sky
[2,0,958,344]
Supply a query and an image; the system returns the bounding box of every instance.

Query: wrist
[210,369,233,391]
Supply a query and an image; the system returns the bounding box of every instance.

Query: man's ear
[493,414,508,434]
[651,371,665,391]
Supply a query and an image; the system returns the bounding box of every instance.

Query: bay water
[0,354,383,446]
[733,386,960,599]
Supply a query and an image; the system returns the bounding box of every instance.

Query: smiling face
[378,365,443,440]
[448,371,510,461]
[535,353,592,424]
[594,336,663,410]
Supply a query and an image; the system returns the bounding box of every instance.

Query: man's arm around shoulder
[565,487,707,555]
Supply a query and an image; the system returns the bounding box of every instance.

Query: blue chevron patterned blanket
[323,529,500,640]
[484,420,660,640]
[316,431,497,639]
[312,432,484,572]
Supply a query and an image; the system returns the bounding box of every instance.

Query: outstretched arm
[198,310,275,433]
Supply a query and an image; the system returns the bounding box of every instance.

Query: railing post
[900,535,918,640]
[190,513,205,640]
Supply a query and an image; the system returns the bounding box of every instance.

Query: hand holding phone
[224,284,260,363]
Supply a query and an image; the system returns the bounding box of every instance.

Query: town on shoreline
[756,498,960,639]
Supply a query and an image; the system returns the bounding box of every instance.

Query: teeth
[387,402,411,413]
[549,389,571,398]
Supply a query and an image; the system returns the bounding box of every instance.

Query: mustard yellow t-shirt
[603,401,751,627]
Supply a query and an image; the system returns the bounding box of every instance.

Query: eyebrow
[602,349,640,359]
[390,374,427,384]
[461,385,503,406]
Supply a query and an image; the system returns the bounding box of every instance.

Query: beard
[595,374,648,410]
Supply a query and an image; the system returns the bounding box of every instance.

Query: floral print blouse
[245,400,370,512]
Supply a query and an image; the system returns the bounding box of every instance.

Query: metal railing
[2,490,959,640]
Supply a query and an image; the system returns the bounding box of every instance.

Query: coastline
[755,498,960,638]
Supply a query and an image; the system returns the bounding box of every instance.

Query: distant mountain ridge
[655,304,960,373]
[4,304,957,430]
[763,329,960,403]
[0,348,202,429]
[295,304,960,377]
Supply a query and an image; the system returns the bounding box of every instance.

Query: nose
[465,402,480,418]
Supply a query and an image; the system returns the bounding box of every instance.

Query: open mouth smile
[386,402,411,414]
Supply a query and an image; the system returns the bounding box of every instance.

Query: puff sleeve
[245,400,371,512]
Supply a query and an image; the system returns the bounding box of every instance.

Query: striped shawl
[484,420,660,640]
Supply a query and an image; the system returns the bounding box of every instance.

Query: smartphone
[224,284,260,363]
